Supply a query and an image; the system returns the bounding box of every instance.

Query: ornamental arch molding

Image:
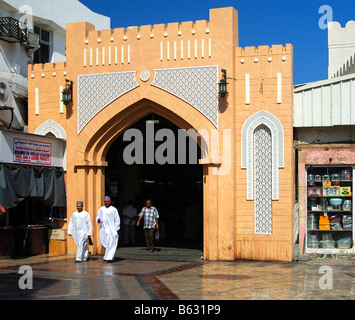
[80,97,214,165]
[34,119,67,170]
[34,119,67,140]
[241,110,284,201]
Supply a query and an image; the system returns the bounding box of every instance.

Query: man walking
[68,201,93,262]
[136,199,159,252]
[122,200,137,246]
[96,196,120,262]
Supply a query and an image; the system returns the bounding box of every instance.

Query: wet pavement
[1,246,355,300]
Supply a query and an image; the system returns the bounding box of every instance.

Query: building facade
[0,0,110,131]
[328,20,355,79]
[27,7,295,261]
[294,20,355,257]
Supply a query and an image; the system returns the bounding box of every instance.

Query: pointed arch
[34,119,67,140]
[241,110,284,201]
[82,98,213,165]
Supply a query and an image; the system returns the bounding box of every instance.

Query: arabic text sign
[13,138,52,165]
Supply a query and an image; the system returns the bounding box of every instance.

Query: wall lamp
[218,68,228,98]
[61,79,73,106]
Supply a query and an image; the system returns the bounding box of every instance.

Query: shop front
[297,144,355,256]
[0,130,66,258]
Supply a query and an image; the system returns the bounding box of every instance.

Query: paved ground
[1,245,355,301]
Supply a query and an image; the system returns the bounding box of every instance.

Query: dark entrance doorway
[105,113,203,249]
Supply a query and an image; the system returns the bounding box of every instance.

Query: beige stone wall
[234,45,294,261]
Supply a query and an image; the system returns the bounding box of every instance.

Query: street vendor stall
[0,130,66,257]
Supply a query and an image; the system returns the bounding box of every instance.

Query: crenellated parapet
[65,7,237,74]
[27,62,68,134]
[29,62,67,78]
[328,20,355,78]
[235,44,293,108]
[236,44,292,79]
[69,20,213,70]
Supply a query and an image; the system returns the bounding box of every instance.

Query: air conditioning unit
[23,31,40,54]
[27,31,39,48]
[0,78,13,108]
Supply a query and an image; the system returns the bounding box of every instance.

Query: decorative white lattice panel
[151,66,219,128]
[241,110,284,201]
[254,125,273,234]
[77,72,139,133]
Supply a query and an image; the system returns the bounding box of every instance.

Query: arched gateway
[28,7,295,261]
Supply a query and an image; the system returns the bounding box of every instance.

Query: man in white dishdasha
[96,196,120,262]
[68,200,93,262]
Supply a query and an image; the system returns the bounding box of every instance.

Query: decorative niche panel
[241,110,285,234]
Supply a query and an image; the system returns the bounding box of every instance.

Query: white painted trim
[277,73,282,104]
[35,88,39,115]
[241,110,285,200]
[59,86,64,114]
[245,74,250,105]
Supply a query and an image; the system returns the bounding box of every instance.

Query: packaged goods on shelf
[319,216,330,230]
[307,214,319,229]
[340,187,351,196]
[323,186,340,196]
[329,215,343,230]
[307,187,322,196]
[337,237,352,249]
[307,234,320,248]
[342,215,353,230]
[320,240,336,248]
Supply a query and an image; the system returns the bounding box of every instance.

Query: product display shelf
[306,167,353,253]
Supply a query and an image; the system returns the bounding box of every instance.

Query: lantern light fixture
[218,68,228,98]
[61,79,73,106]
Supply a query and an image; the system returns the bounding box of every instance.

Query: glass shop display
[306,167,353,250]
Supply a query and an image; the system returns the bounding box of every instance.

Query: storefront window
[306,166,353,250]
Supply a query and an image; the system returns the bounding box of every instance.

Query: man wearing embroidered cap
[96,196,120,262]
[68,201,93,262]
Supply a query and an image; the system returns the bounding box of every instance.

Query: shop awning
[0,163,66,209]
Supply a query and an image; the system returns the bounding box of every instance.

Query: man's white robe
[68,210,92,261]
[96,205,120,261]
